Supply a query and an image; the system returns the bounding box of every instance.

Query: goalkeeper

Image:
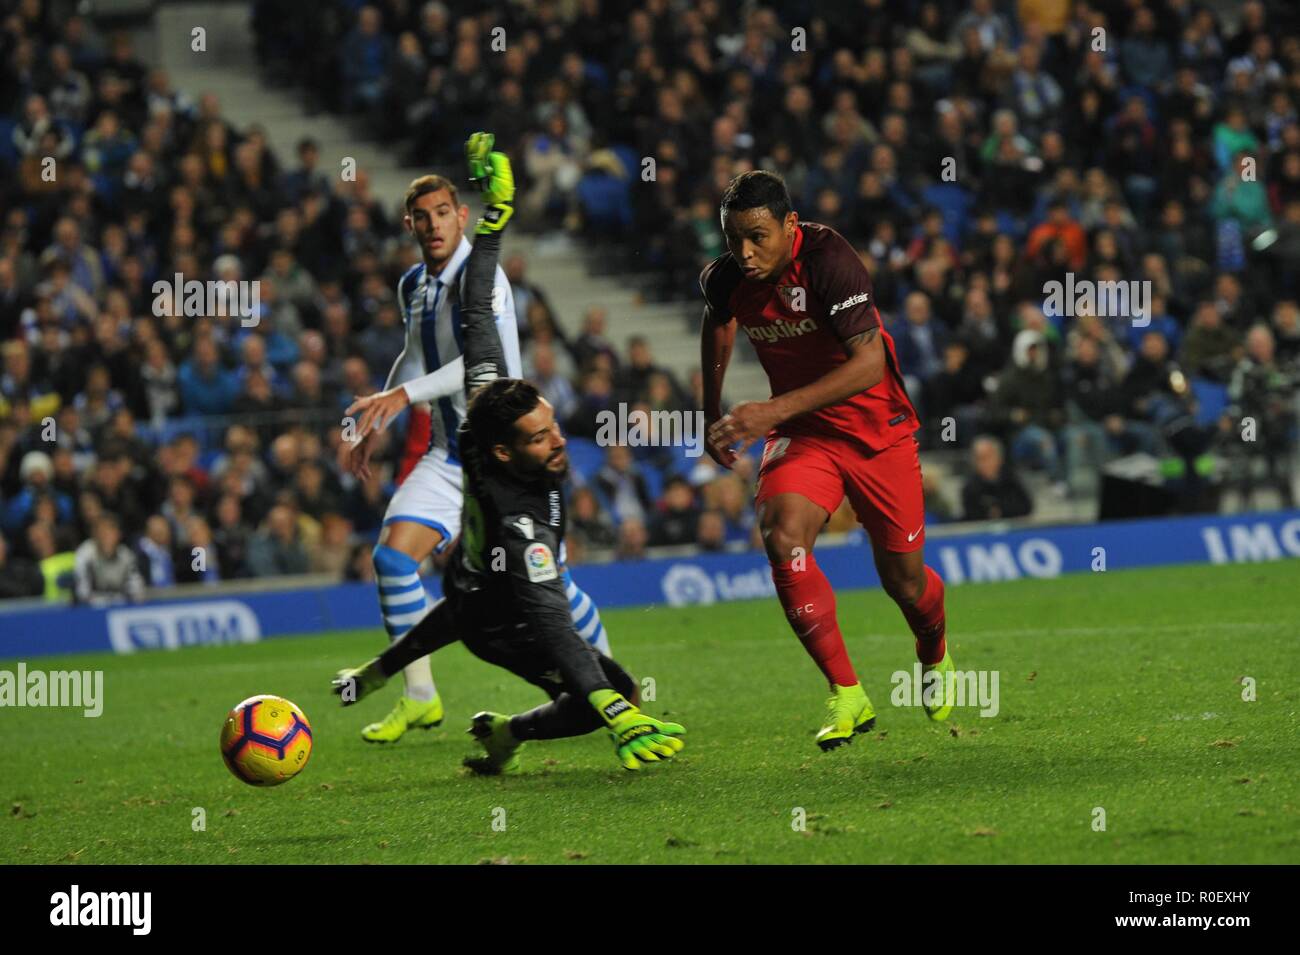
[334,134,686,773]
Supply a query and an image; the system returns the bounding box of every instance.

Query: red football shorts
[755,432,926,552]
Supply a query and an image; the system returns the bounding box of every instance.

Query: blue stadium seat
[920,183,974,243]
[198,448,224,472]
[1190,377,1228,427]
[658,442,698,481]
[610,144,640,182]
[564,436,606,481]
[642,462,664,502]
[0,117,17,166]
[576,171,631,235]
[994,209,1025,240]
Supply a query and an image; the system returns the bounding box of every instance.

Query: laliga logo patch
[524,542,558,582]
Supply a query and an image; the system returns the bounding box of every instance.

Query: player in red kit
[700,170,955,750]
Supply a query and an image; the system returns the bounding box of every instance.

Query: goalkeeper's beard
[544,449,570,479]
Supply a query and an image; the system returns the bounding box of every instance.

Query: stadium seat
[564,437,606,481]
[642,462,664,502]
[0,117,18,166]
[610,144,641,183]
[1190,377,1228,427]
[920,183,975,243]
[576,171,632,236]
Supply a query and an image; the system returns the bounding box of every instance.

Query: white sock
[374,545,438,703]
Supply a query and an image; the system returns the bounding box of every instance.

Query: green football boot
[815,683,877,751]
[463,711,524,775]
[360,693,444,743]
[922,650,956,722]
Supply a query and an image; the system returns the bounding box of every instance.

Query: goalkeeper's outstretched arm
[459,131,513,396]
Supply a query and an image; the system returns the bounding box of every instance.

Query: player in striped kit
[342,168,609,743]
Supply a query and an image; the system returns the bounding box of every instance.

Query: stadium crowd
[2,0,1300,603]
[259,0,1300,509]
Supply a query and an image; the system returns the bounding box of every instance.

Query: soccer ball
[220,695,313,786]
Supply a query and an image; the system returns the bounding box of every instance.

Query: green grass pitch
[3,560,1297,864]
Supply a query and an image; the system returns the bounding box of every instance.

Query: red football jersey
[700,221,917,452]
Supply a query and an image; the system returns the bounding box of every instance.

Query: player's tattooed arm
[844,327,879,348]
[770,322,886,418]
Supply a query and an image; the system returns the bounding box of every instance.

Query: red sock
[771,554,857,687]
[902,565,947,664]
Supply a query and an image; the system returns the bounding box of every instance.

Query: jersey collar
[428,234,473,288]
[791,222,805,262]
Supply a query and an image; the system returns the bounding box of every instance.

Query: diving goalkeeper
[333,134,686,773]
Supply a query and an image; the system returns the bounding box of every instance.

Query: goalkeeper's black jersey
[442,424,574,642]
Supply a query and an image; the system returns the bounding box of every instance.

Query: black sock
[377,598,458,677]
[509,694,604,741]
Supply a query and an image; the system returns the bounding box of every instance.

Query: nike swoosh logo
[907,526,924,542]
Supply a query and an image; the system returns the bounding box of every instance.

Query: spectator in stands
[521,112,585,231]
[615,517,648,561]
[616,336,684,407]
[696,510,728,552]
[954,286,1008,377]
[212,492,250,580]
[245,503,309,578]
[176,515,220,585]
[565,368,615,440]
[571,307,617,373]
[961,436,1033,521]
[137,513,175,588]
[504,253,553,341]
[1179,301,1243,382]
[178,337,239,415]
[990,329,1068,494]
[704,474,755,546]
[3,450,73,536]
[1064,335,1163,489]
[529,341,577,423]
[1121,331,1183,434]
[649,476,701,548]
[339,6,392,114]
[1271,301,1300,366]
[893,291,949,417]
[40,218,103,299]
[26,521,75,602]
[926,341,985,446]
[594,445,651,526]
[1225,324,1297,506]
[0,530,43,600]
[311,512,353,577]
[568,485,617,554]
[1,338,59,421]
[1026,200,1087,273]
[281,138,330,204]
[73,513,145,605]
[293,460,342,521]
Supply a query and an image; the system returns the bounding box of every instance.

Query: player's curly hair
[720,170,793,223]
[467,378,542,450]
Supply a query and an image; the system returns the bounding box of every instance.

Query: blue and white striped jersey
[385,234,522,463]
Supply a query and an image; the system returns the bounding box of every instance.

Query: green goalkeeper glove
[465,131,514,235]
[590,689,686,771]
[332,659,387,706]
